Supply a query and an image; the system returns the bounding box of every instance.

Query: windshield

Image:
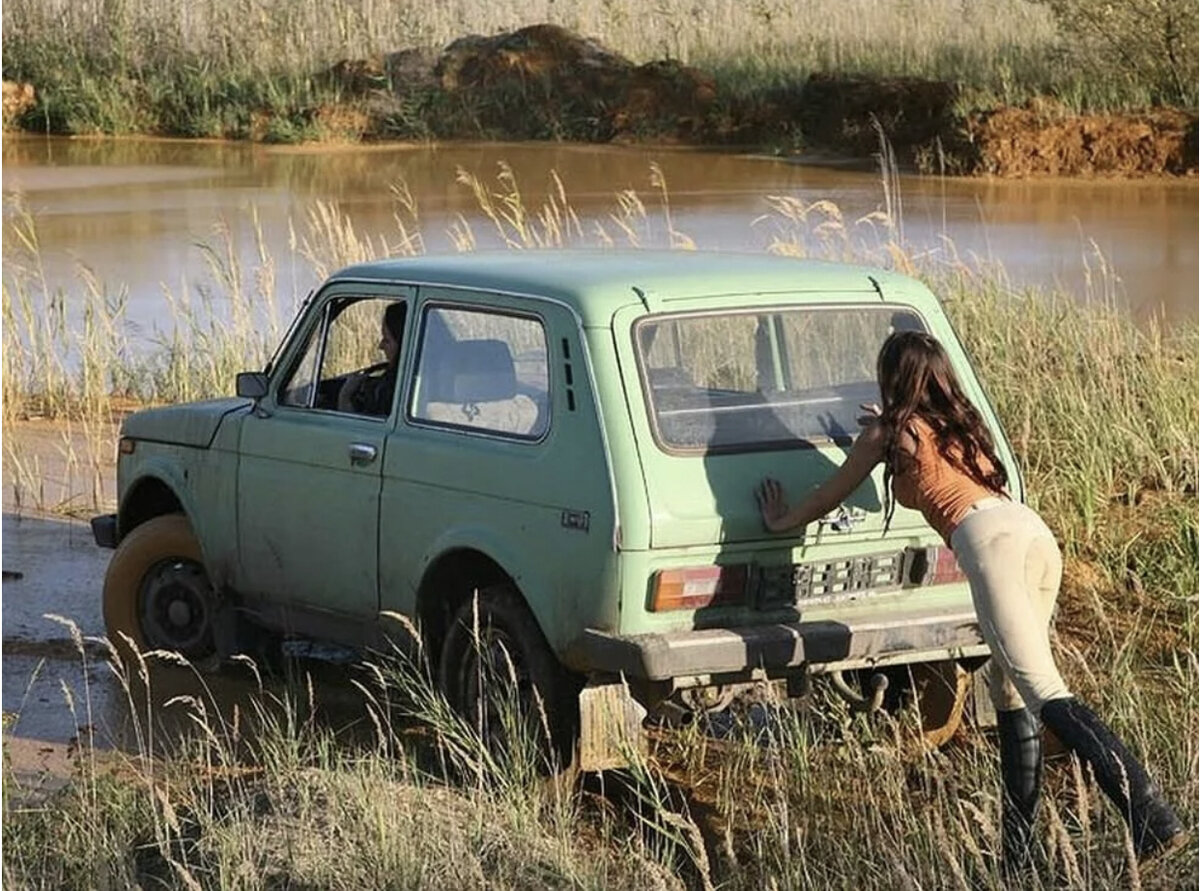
[635,306,925,452]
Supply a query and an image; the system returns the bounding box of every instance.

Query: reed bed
[3,164,1196,889]
[3,0,1193,141]
[2,614,1194,889]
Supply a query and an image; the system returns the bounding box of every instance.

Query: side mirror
[236,372,269,399]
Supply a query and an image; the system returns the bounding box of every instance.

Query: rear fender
[413,524,559,647]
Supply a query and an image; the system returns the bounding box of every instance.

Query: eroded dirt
[970,103,1198,177]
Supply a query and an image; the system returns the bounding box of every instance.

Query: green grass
[2,166,1196,889]
[2,0,1194,142]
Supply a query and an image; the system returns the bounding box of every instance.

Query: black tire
[437,585,580,771]
[103,514,218,669]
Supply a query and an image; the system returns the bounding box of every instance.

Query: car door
[236,286,414,623]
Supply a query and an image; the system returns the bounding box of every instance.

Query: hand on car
[756,477,795,533]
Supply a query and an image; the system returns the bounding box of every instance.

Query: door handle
[348,442,377,465]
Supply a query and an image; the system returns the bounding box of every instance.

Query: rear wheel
[437,585,580,771]
[912,662,971,746]
[103,514,218,668]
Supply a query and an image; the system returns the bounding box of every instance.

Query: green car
[92,250,1016,767]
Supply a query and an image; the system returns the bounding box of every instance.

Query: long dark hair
[876,331,1008,527]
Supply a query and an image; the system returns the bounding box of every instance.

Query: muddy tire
[913,661,971,747]
[103,514,218,669]
[438,585,580,771]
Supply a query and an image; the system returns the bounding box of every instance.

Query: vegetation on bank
[3,168,1197,888]
[4,619,1194,890]
[2,0,1196,161]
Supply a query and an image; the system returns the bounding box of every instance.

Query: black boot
[998,707,1043,873]
[1040,697,1185,858]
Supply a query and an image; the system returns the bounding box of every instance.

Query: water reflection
[3,135,1195,332]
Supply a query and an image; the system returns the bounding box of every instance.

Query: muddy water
[3,135,1197,332]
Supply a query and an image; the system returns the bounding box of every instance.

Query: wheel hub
[139,558,215,658]
[167,599,192,628]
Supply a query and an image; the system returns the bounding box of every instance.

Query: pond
[3,135,1196,339]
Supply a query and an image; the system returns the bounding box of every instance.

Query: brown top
[891,416,1003,544]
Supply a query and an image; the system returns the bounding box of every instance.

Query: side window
[410,305,549,439]
[277,296,407,417]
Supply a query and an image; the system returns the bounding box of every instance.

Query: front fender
[118,457,229,587]
[119,459,196,536]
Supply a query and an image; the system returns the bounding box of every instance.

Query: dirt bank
[5,23,1197,177]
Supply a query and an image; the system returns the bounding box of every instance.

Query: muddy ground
[5,24,1197,177]
[0,421,384,800]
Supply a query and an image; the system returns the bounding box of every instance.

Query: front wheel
[437,585,580,771]
[103,514,218,668]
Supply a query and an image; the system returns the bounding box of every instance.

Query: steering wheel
[346,360,395,414]
[359,360,390,378]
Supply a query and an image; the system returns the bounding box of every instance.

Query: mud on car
[93,250,1015,767]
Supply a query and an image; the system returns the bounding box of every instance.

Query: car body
[93,250,1017,764]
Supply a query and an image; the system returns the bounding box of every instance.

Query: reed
[2,163,1195,889]
[3,610,1194,889]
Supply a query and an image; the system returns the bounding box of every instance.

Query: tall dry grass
[2,161,1195,889]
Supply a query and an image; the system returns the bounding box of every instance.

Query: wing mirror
[236,372,269,399]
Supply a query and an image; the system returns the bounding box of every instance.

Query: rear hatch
[615,298,942,550]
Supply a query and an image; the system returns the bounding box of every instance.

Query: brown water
[2,135,1196,332]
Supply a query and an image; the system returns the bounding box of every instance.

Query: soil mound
[432,24,716,141]
[969,104,1197,177]
[323,24,718,142]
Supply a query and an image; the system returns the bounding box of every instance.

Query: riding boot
[997,707,1043,873]
[1040,697,1185,858]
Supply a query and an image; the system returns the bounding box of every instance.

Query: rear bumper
[91,513,118,549]
[576,607,988,681]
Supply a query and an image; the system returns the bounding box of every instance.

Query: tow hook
[829,670,889,713]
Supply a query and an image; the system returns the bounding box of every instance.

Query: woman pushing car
[755,329,1185,870]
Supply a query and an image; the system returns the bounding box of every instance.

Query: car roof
[330,250,929,326]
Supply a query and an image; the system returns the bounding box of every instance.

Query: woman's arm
[756,421,888,533]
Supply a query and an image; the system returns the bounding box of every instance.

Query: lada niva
[93,250,1015,767]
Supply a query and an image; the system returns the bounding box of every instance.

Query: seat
[423,338,540,436]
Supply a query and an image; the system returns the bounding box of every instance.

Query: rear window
[635,306,925,452]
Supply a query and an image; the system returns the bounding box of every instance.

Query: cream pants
[950,500,1073,715]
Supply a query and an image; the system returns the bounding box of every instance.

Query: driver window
[277,296,407,416]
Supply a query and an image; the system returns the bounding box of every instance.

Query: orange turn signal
[118,437,136,455]
[649,565,749,612]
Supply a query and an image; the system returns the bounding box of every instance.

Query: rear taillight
[649,565,750,612]
[906,545,967,586]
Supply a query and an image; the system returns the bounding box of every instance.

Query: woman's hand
[756,477,796,533]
